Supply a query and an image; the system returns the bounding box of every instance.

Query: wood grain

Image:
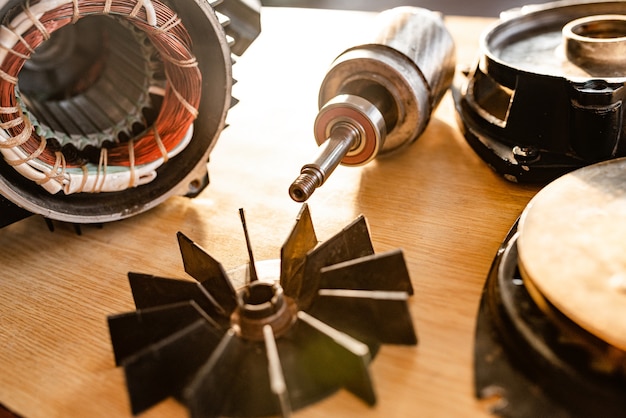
[0,8,540,418]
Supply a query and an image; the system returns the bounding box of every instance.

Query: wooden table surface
[0,7,541,418]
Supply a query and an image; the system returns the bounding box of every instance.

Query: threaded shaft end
[289,168,323,202]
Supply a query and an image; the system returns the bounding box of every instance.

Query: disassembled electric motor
[289,6,456,202]
[0,0,260,227]
[108,204,417,417]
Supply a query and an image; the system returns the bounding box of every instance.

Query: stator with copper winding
[0,0,260,225]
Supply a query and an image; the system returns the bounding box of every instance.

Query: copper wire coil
[19,17,158,152]
[0,0,202,172]
[0,0,256,223]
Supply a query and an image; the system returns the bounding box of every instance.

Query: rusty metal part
[289,6,455,202]
[454,0,626,183]
[231,281,298,341]
[108,204,417,417]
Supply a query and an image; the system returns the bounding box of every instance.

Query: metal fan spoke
[298,215,375,309]
[109,206,418,417]
[280,203,318,298]
[122,319,224,414]
[183,330,246,418]
[309,289,418,346]
[177,231,238,314]
[295,311,376,405]
[319,249,414,294]
[108,300,220,366]
[128,272,227,322]
[263,325,292,416]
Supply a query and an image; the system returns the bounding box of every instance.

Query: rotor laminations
[108,204,417,417]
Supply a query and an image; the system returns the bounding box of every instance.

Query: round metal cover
[454,0,626,183]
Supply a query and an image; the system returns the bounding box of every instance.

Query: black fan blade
[183,330,245,418]
[309,289,417,347]
[109,207,419,418]
[177,232,238,315]
[108,301,221,366]
[295,311,376,405]
[0,195,31,227]
[122,319,224,415]
[128,272,226,322]
[263,325,292,416]
[194,333,283,418]
[280,203,318,298]
[319,249,414,295]
[298,215,375,309]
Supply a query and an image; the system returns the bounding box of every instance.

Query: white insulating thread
[0,0,181,195]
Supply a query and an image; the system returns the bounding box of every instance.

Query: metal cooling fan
[108,204,417,417]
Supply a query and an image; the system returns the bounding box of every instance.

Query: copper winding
[0,0,201,187]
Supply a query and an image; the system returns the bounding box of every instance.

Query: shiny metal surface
[563,14,626,76]
[319,7,456,156]
[289,6,456,202]
[454,0,626,183]
[487,1,626,79]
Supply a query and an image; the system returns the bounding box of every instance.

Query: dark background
[260,0,554,17]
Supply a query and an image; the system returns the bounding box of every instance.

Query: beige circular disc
[518,158,626,351]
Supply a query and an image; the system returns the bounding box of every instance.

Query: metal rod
[239,208,259,282]
[288,123,359,202]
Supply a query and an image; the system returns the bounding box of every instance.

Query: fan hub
[232,281,297,341]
